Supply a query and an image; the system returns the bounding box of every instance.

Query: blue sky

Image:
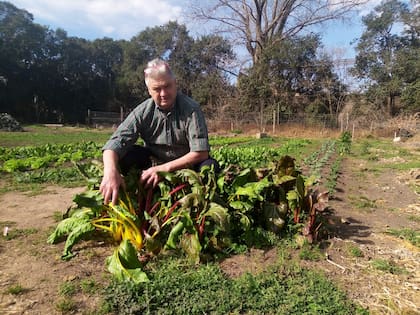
[9,0,382,60]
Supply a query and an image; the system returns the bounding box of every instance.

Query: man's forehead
[148,75,176,87]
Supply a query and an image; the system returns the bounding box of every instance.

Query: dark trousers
[119,145,220,175]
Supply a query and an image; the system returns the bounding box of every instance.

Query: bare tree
[189,0,368,66]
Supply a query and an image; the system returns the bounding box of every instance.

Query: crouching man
[100,58,218,205]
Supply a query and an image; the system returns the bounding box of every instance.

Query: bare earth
[0,141,419,315]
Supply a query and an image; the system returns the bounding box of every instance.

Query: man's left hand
[140,165,166,188]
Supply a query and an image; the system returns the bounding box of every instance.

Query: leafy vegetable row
[48,156,328,284]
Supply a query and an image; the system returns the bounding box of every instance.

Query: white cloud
[9,0,183,39]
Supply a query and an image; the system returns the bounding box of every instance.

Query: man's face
[147,75,177,111]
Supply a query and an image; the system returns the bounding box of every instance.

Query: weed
[103,254,365,315]
[347,245,364,258]
[352,196,377,210]
[299,243,323,261]
[59,281,77,297]
[55,298,76,313]
[80,278,98,295]
[3,227,38,240]
[408,215,420,223]
[386,228,419,247]
[371,258,406,274]
[5,284,29,295]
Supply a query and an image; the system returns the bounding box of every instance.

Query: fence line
[87,107,125,126]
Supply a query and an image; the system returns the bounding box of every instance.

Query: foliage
[352,0,418,115]
[370,258,406,275]
[48,152,329,283]
[103,254,365,315]
[0,141,103,186]
[386,228,419,247]
[0,3,234,124]
[5,284,28,295]
[337,131,352,155]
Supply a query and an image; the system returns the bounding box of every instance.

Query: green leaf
[231,168,254,189]
[180,233,202,264]
[165,221,184,250]
[73,190,104,212]
[47,210,92,244]
[106,240,149,284]
[273,175,296,185]
[61,220,95,260]
[206,203,230,231]
[229,200,253,212]
[176,168,202,186]
[178,193,200,209]
[216,175,226,193]
[287,190,298,210]
[263,202,286,233]
[296,175,305,199]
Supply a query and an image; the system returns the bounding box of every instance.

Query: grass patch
[349,195,377,210]
[348,245,364,258]
[0,125,112,147]
[2,227,38,240]
[386,228,420,247]
[299,243,323,261]
[371,258,406,275]
[55,298,77,313]
[103,254,366,315]
[5,284,29,295]
[59,281,77,297]
[80,278,100,295]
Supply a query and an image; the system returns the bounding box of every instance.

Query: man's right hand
[100,150,125,205]
[100,169,125,205]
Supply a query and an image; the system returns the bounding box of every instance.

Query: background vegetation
[1,0,418,129]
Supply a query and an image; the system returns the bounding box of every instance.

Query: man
[100,58,216,205]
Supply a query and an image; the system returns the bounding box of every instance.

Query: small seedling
[347,245,364,258]
[5,284,28,295]
[59,281,77,297]
[55,298,76,313]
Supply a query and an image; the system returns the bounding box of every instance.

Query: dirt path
[0,186,111,315]
[318,155,420,314]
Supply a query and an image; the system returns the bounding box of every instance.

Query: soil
[0,138,419,315]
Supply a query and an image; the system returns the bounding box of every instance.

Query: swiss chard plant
[48,154,328,283]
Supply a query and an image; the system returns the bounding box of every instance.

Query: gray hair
[144,58,175,86]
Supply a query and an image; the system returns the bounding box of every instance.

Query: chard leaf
[165,221,184,250]
[106,240,149,284]
[216,175,225,193]
[273,175,296,185]
[179,193,200,209]
[229,200,253,212]
[206,203,230,231]
[296,175,305,198]
[73,190,104,213]
[176,169,201,186]
[47,211,92,244]
[287,190,298,210]
[61,219,95,260]
[180,233,201,264]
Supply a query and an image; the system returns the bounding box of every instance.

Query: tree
[351,0,418,115]
[118,22,235,114]
[0,1,50,120]
[237,34,345,128]
[189,0,363,129]
[190,0,368,66]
